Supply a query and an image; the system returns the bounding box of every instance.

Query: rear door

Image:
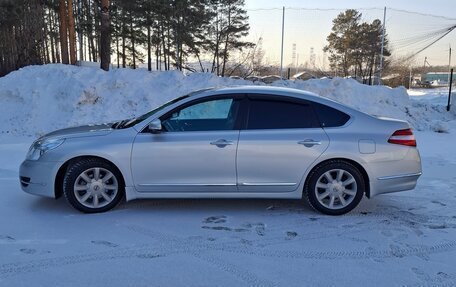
[236,95,330,192]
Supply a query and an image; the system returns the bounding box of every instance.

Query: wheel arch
[54,155,126,199]
[303,157,371,198]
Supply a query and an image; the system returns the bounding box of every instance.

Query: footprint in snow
[0,235,16,243]
[203,215,227,224]
[91,240,118,248]
[202,226,231,231]
[286,231,298,240]
[243,223,266,236]
[20,248,37,255]
[137,253,162,259]
[431,200,447,207]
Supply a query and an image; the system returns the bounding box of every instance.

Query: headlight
[26,138,65,160]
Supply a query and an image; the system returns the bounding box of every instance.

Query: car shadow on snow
[28,197,77,214]
[26,194,404,219]
[121,198,315,214]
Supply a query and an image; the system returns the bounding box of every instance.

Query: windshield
[113,95,189,129]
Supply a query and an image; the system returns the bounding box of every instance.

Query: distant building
[420,72,456,87]
[422,72,455,83]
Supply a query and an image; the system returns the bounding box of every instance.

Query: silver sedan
[19,86,422,215]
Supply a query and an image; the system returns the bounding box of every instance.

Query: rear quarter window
[311,102,350,127]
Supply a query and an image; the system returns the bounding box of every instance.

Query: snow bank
[0,64,455,137]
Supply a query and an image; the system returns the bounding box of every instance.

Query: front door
[131,95,241,193]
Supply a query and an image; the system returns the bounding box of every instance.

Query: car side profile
[19,86,422,215]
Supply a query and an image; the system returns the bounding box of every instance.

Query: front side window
[247,98,320,129]
[162,98,239,132]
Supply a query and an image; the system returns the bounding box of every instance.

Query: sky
[244,0,456,70]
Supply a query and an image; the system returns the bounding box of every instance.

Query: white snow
[1,64,455,138]
[1,65,456,286]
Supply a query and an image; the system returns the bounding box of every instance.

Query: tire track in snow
[214,240,456,260]
[0,225,278,287]
[124,224,277,287]
[1,223,456,281]
[123,224,456,260]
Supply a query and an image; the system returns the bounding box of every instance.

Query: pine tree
[324,9,390,79]
[206,0,252,76]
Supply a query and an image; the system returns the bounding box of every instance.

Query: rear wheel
[63,158,124,213]
[305,160,365,215]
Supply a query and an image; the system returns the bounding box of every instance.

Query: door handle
[210,139,234,147]
[298,139,322,147]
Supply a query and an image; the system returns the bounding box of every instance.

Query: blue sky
[244,0,456,68]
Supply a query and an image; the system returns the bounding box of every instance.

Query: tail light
[388,128,416,147]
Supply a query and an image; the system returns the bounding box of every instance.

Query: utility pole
[448,68,453,111]
[280,6,285,78]
[409,67,412,89]
[379,6,386,85]
[296,53,299,74]
[448,45,452,87]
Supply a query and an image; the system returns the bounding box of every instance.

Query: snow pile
[275,77,411,121]
[0,64,455,137]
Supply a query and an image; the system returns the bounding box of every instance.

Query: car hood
[43,123,114,139]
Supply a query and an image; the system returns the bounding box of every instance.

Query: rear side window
[311,102,350,127]
[247,99,320,129]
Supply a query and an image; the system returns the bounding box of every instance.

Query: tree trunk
[59,0,69,64]
[130,13,135,69]
[100,0,110,71]
[67,0,77,64]
[116,33,120,68]
[147,25,152,71]
[122,22,126,68]
[161,22,167,70]
[167,24,170,70]
[77,0,84,62]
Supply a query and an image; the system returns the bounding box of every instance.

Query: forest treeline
[0,0,253,76]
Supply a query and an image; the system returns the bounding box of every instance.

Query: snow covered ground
[1,65,456,286]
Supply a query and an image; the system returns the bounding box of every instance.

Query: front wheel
[305,160,365,215]
[63,158,124,213]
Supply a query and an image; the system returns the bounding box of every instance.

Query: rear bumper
[19,160,61,198]
[369,148,422,197]
[372,172,421,196]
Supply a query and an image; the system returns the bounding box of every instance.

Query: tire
[305,160,365,215]
[63,158,124,213]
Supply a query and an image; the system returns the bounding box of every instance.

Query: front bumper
[19,160,62,198]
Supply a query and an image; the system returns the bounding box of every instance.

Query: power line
[392,26,455,51]
[404,25,456,61]
[387,8,456,21]
[246,6,456,21]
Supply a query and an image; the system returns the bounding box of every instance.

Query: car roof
[193,85,355,114]
[194,85,319,99]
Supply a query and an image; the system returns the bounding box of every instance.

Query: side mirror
[148,119,162,133]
